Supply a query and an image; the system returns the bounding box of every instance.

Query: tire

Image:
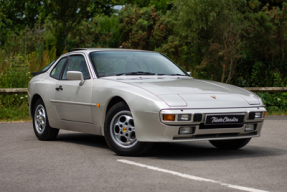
[209,138,251,150]
[104,102,153,156]
[33,99,59,141]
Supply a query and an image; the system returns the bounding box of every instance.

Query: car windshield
[41,60,55,71]
[89,51,187,77]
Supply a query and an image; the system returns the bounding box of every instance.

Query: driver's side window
[62,55,90,80]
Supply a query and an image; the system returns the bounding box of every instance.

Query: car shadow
[55,133,287,161]
[56,132,109,149]
[144,141,287,161]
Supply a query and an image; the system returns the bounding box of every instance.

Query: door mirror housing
[66,71,85,86]
[187,71,191,76]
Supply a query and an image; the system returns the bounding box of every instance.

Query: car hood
[113,77,261,108]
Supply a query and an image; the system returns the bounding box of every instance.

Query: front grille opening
[194,133,239,138]
[193,113,203,122]
[173,131,258,140]
[199,123,243,129]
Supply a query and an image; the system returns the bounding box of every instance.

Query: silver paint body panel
[28,49,266,142]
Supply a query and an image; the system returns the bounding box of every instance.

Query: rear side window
[41,60,55,72]
[50,58,67,79]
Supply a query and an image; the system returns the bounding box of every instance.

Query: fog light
[255,112,262,118]
[245,124,256,132]
[163,114,175,121]
[179,127,194,134]
[178,114,191,121]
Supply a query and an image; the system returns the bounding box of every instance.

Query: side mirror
[66,71,85,86]
[187,71,191,76]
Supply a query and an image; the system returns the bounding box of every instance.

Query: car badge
[211,95,216,99]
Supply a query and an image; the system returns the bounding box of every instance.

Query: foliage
[3,25,45,56]
[0,0,45,45]
[258,92,287,113]
[118,5,172,50]
[0,0,119,54]
[233,1,287,87]
[70,15,121,48]
[45,0,91,55]
[0,54,31,88]
[156,0,247,83]
[1,0,287,120]
[120,0,172,12]
[0,94,30,121]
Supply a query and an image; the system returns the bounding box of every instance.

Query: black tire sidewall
[32,99,53,140]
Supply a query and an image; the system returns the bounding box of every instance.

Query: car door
[54,54,93,123]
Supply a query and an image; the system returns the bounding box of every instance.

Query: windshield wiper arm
[117,71,155,76]
[157,73,186,76]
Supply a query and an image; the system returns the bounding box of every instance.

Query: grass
[0,94,31,122]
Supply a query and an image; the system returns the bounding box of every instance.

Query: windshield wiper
[117,71,155,76]
[157,73,186,76]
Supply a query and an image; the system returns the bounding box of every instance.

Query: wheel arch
[30,94,43,117]
[105,96,129,115]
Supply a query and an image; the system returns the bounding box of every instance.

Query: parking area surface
[0,116,286,192]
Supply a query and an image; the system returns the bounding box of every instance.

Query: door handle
[55,86,63,91]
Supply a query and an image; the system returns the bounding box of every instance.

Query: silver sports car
[28,48,266,156]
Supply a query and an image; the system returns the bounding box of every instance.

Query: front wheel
[104,102,152,156]
[209,138,251,150]
[33,99,59,141]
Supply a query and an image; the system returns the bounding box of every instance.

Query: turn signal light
[163,114,176,121]
[263,112,266,118]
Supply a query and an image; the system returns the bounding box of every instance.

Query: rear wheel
[209,138,251,150]
[33,99,59,141]
[104,102,152,156]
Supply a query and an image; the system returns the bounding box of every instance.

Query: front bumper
[132,107,266,142]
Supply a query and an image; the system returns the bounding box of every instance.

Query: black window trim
[31,59,59,77]
[50,57,68,80]
[50,54,91,80]
[88,51,188,78]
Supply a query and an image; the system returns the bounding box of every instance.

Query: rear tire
[33,99,59,141]
[209,138,251,150]
[104,102,153,156]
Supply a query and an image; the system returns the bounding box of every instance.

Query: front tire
[104,102,152,156]
[209,138,251,150]
[33,99,59,141]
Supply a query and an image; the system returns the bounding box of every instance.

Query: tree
[0,0,45,45]
[118,5,172,50]
[45,0,91,55]
[69,15,121,48]
[118,0,172,12]
[45,0,121,55]
[160,0,246,83]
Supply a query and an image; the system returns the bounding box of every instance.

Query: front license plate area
[205,114,245,125]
